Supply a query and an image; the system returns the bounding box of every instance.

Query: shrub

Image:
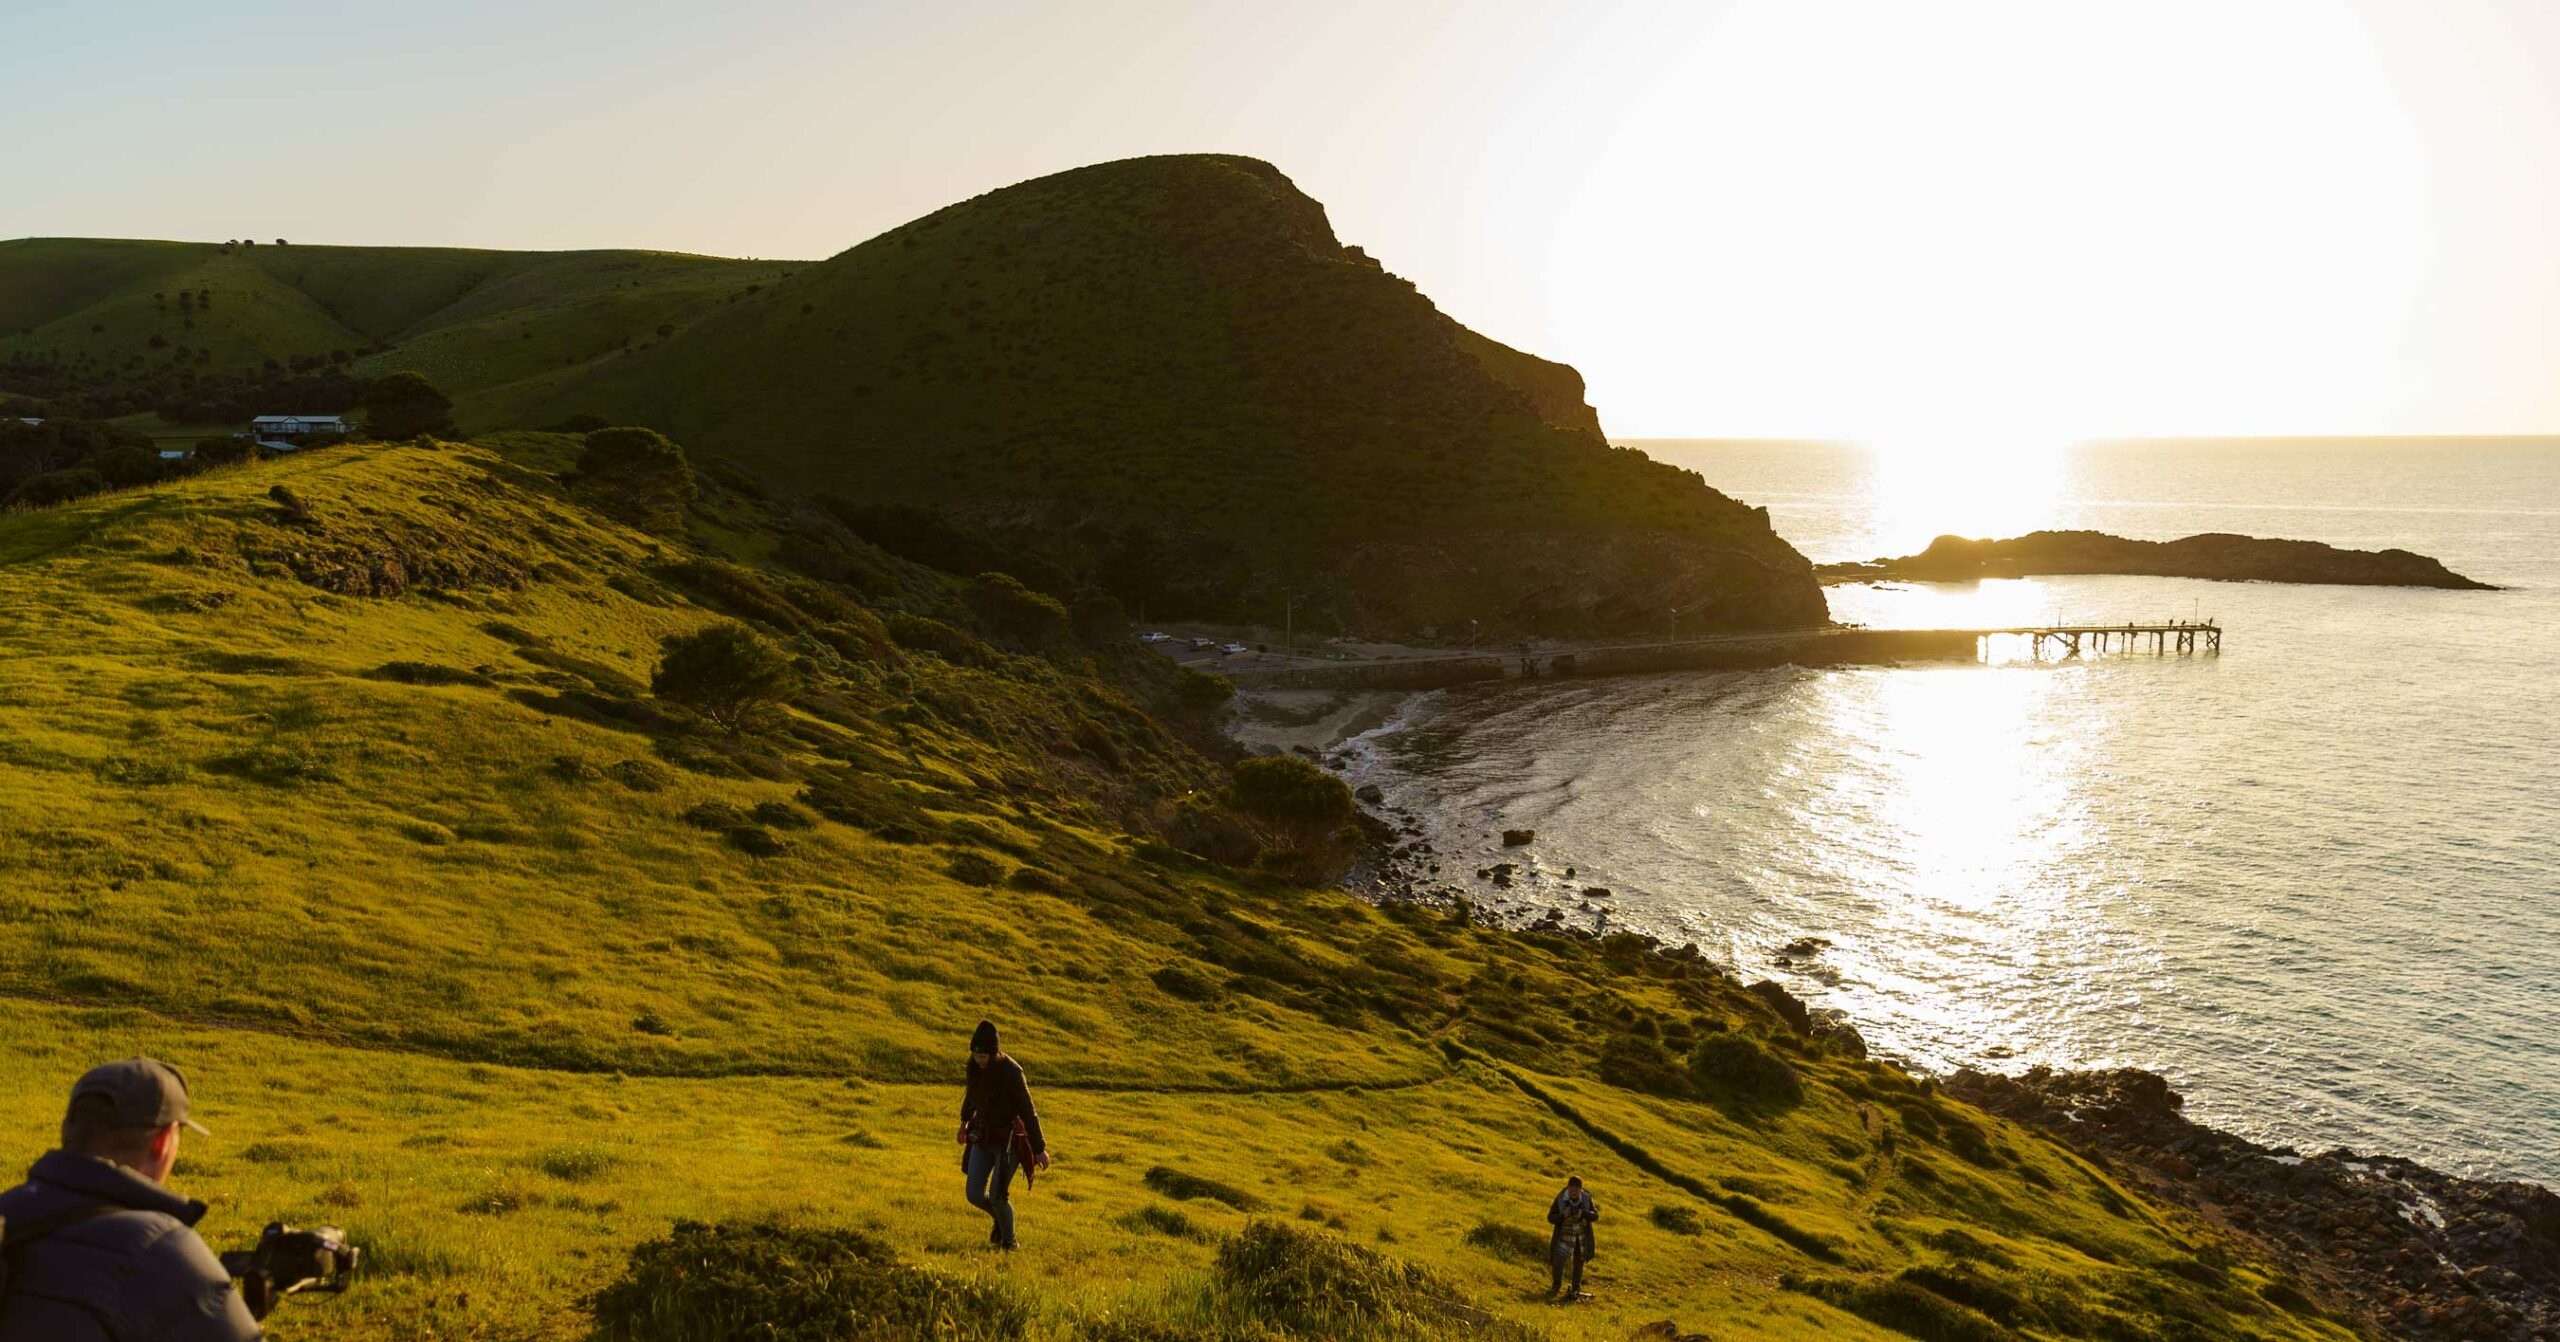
[1688,1033,1802,1106]
[725,825,785,857]
[588,1220,1027,1342]
[1214,1221,1525,1341]
[1143,1165,1262,1212]
[1649,1204,1703,1236]
[882,611,999,668]
[365,661,492,687]
[1150,965,1220,1002]
[683,801,749,830]
[1788,1275,2015,1342]
[607,759,673,792]
[1006,866,1064,893]
[1176,666,1236,711]
[653,621,797,733]
[1460,1221,1547,1261]
[534,1145,619,1182]
[947,851,1003,887]
[969,571,1071,648]
[1230,756,1355,882]
[1116,1205,1209,1241]
[8,467,106,508]
[751,800,815,830]
[576,427,696,532]
[1598,1034,1692,1099]
[363,371,455,440]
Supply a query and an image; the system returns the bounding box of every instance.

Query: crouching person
[0,1058,261,1341]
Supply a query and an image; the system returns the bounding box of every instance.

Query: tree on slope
[1230,755,1356,882]
[364,371,455,440]
[576,426,696,533]
[653,621,797,734]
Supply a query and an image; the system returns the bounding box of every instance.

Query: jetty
[2003,621,2222,658]
[1213,620,2223,692]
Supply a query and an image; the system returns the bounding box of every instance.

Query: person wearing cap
[956,1020,1047,1250]
[1545,1175,1598,1302]
[0,1058,261,1341]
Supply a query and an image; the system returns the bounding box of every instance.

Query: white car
[1190,637,1213,650]
[1220,642,1248,655]
[1139,632,1171,643]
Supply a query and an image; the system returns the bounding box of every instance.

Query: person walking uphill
[0,1058,262,1341]
[957,1020,1049,1250]
[1546,1176,1598,1302]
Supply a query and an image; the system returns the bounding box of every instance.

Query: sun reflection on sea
[1783,663,2110,1063]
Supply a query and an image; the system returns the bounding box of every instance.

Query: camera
[219,1222,360,1321]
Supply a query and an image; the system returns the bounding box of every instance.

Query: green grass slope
[0,443,2360,1341]
[502,154,1825,635]
[0,237,786,396]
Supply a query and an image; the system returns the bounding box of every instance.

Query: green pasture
[0,442,2360,1340]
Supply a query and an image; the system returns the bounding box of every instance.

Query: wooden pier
[1998,621,2221,658]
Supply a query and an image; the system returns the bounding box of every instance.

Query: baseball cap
[68,1058,211,1136]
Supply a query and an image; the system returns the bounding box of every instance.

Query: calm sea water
[1348,439,2560,1187]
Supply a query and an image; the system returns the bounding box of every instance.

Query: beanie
[971,1020,999,1055]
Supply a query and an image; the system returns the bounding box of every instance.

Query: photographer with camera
[0,1058,262,1341]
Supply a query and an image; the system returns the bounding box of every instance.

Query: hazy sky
[11,0,2560,439]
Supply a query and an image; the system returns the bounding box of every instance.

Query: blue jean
[965,1142,1018,1244]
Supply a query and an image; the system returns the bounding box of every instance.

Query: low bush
[365,661,492,687]
[1459,1221,1547,1262]
[883,611,1000,668]
[726,825,786,857]
[947,851,1003,886]
[1117,1204,1210,1241]
[1688,1033,1802,1107]
[1788,1274,2016,1342]
[1213,1221,1527,1341]
[1598,1034,1692,1099]
[1144,1164,1263,1212]
[683,801,749,830]
[1648,1204,1703,1236]
[607,759,673,792]
[588,1219,1028,1341]
[1150,965,1221,1002]
[751,800,816,829]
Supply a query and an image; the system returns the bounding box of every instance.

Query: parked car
[1139,632,1171,643]
[1190,637,1213,650]
[1220,642,1248,655]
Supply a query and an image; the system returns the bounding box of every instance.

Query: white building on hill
[247,414,355,449]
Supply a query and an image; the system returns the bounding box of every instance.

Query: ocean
[1344,438,2560,1187]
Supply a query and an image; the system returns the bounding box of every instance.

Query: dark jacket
[1547,1186,1598,1253]
[960,1054,1045,1154]
[0,1150,260,1342]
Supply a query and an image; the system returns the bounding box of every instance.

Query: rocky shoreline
[1819,529,2499,590]
[1949,1068,2559,1342]
[1322,759,2557,1341]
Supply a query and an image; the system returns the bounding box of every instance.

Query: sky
[9,0,2560,441]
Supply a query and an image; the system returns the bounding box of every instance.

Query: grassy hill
[0,237,788,398]
[7,158,1824,636]
[497,154,1823,636]
[0,437,2362,1341]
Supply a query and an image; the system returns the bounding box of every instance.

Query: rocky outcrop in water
[1948,1066,2559,1342]
[1822,530,2496,590]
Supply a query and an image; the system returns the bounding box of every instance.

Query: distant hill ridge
[5,155,1824,635]
[508,154,1823,635]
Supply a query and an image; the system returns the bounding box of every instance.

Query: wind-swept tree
[652,621,797,734]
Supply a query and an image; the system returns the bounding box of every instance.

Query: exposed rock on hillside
[1950,1066,2560,1342]
[1823,530,2496,590]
